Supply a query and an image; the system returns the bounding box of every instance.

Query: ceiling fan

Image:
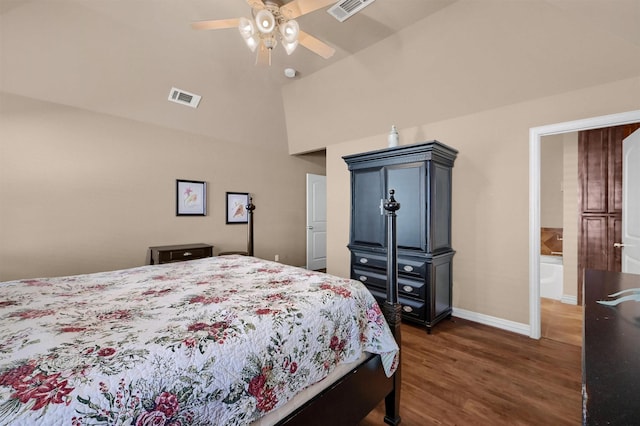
[191,0,337,66]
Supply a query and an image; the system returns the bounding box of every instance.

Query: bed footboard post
[383,190,402,426]
[246,196,255,256]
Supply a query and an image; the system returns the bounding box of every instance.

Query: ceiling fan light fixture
[193,0,336,65]
[238,18,259,52]
[263,34,277,50]
[280,20,299,44]
[255,9,276,34]
[245,34,260,52]
[238,17,256,38]
[282,39,298,55]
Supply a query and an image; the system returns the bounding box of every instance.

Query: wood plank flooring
[541,298,583,347]
[359,308,582,425]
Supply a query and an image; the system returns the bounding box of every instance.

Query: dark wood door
[578,123,640,304]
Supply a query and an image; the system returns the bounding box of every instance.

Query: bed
[0,258,401,425]
[1,192,403,426]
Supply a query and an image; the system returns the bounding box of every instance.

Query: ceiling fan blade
[298,30,335,59]
[246,0,266,10]
[280,0,336,19]
[256,44,271,66]
[191,18,241,31]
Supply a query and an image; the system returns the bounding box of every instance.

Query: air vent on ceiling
[168,87,201,108]
[327,0,376,22]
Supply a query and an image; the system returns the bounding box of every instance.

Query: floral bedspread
[0,256,398,425]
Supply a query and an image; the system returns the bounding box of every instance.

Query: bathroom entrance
[530,110,640,340]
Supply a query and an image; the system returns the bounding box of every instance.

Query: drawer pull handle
[359,276,368,282]
[183,252,192,256]
[359,258,368,264]
[402,305,413,313]
[403,265,414,272]
[402,285,414,293]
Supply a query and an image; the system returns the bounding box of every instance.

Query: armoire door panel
[352,169,385,248]
[432,257,452,318]
[386,163,425,251]
[431,163,453,252]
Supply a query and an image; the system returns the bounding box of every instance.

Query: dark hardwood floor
[360,313,582,425]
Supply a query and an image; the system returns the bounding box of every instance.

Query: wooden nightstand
[148,243,213,265]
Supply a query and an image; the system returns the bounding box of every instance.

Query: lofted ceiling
[0,0,457,150]
[1,0,638,151]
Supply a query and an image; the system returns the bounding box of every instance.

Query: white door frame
[529,110,640,339]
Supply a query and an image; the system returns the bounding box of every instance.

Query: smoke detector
[284,68,297,78]
[327,0,377,22]
[168,87,201,108]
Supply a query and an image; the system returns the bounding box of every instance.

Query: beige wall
[324,78,639,325]
[284,0,640,326]
[541,136,564,228]
[284,0,640,155]
[0,92,325,281]
[562,133,579,300]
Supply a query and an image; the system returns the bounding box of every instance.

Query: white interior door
[306,174,327,270]
[622,128,640,274]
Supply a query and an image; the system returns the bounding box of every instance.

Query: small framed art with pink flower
[176,179,206,216]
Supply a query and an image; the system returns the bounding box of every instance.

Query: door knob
[613,242,625,248]
[306,226,313,230]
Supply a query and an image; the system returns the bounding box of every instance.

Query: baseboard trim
[561,295,578,305]
[452,307,531,337]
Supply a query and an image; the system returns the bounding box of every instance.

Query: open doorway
[540,133,581,346]
[529,110,640,339]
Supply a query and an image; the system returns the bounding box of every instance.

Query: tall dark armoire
[343,141,457,332]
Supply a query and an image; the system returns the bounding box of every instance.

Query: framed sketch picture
[226,192,249,224]
[176,179,206,216]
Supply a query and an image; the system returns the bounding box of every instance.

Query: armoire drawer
[397,258,428,279]
[351,250,388,270]
[352,267,425,299]
[369,288,426,322]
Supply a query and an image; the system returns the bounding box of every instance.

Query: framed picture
[176,179,206,216]
[226,192,249,224]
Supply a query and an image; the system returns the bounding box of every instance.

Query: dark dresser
[148,243,213,265]
[343,141,457,332]
[583,269,640,425]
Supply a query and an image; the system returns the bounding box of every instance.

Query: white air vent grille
[168,87,201,108]
[327,0,376,22]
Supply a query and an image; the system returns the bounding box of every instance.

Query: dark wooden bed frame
[268,191,403,425]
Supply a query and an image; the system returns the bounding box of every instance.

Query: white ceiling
[1,0,638,150]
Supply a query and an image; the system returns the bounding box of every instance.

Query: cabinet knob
[359,258,368,264]
[402,305,413,313]
[183,252,192,256]
[402,285,414,293]
[359,276,368,282]
[403,265,414,272]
